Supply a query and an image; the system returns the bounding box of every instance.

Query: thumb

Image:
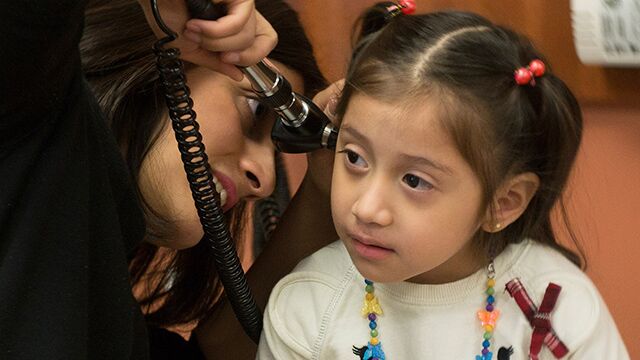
[313,79,345,121]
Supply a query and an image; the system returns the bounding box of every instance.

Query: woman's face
[139,60,304,249]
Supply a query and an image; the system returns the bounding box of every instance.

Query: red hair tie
[514,59,546,86]
[398,0,416,14]
[385,0,416,20]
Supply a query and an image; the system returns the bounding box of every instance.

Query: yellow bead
[487,279,496,287]
[370,337,379,345]
[484,324,494,332]
[366,293,374,301]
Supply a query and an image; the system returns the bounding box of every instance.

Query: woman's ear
[481,172,540,232]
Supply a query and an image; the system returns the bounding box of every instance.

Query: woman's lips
[213,170,238,212]
[349,233,394,261]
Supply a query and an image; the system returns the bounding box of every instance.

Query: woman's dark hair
[337,8,584,267]
[80,0,326,328]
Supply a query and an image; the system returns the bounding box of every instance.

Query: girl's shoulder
[267,240,355,315]
[498,240,628,357]
[262,241,357,357]
[294,240,353,274]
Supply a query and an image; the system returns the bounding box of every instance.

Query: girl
[257,3,629,360]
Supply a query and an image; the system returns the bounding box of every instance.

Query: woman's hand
[305,79,345,196]
[139,0,277,81]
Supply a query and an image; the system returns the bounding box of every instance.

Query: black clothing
[1,1,148,358]
[149,327,204,359]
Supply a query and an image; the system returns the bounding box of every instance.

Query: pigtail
[351,2,414,56]
[360,2,400,38]
[524,73,585,268]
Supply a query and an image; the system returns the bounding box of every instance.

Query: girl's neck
[407,242,486,285]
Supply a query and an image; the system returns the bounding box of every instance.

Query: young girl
[257,3,630,360]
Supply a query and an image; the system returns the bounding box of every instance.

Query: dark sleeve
[149,327,205,359]
[0,0,87,144]
[0,1,149,358]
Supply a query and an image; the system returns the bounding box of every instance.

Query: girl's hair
[337,7,584,267]
[80,0,326,327]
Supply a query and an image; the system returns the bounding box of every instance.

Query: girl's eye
[402,174,434,190]
[339,149,367,168]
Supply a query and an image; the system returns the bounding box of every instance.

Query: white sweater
[257,240,629,359]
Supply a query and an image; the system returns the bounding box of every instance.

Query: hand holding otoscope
[186,1,339,153]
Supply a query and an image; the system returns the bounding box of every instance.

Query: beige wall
[287,0,640,357]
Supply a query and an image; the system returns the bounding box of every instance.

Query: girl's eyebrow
[396,153,454,176]
[340,125,371,148]
[341,125,453,176]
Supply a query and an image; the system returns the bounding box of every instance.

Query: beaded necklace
[357,261,499,360]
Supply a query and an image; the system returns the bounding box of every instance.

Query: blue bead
[365,279,373,285]
[369,321,377,329]
[487,295,495,304]
[482,339,490,348]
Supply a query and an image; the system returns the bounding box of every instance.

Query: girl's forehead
[345,93,447,129]
[342,94,454,149]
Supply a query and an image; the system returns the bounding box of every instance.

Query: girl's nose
[239,142,276,199]
[351,179,393,227]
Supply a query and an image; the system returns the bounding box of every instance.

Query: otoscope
[186,2,339,153]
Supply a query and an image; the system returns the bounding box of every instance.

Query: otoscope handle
[186,0,226,20]
[186,0,338,153]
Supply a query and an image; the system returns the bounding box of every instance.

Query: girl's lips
[213,170,238,212]
[349,233,394,261]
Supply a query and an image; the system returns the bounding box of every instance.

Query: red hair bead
[528,59,546,77]
[514,68,533,86]
[398,0,416,14]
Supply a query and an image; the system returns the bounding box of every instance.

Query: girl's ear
[481,172,540,233]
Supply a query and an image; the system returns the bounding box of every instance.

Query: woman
[80,0,336,358]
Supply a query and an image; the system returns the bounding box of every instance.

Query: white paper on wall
[571,0,640,66]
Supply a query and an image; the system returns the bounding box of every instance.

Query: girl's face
[331,94,486,284]
[139,60,304,249]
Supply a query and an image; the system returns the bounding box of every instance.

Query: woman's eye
[246,98,268,118]
[247,98,259,115]
[402,174,433,190]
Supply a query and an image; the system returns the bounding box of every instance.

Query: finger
[313,79,345,110]
[220,32,277,66]
[181,49,244,81]
[186,0,254,38]
[222,12,277,66]
[198,29,256,53]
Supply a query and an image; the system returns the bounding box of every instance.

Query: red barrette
[398,0,416,15]
[514,59,546,86]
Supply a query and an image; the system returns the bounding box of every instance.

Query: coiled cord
[150,0,262,343]
[253,152,290,255]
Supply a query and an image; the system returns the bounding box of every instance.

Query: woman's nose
[239,141,276,199]
[351,179,393,227]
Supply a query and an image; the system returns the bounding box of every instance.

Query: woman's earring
[494,223,502,231]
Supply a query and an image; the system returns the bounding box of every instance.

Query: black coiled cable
[150,0,262,343]
[253,152,290,255]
